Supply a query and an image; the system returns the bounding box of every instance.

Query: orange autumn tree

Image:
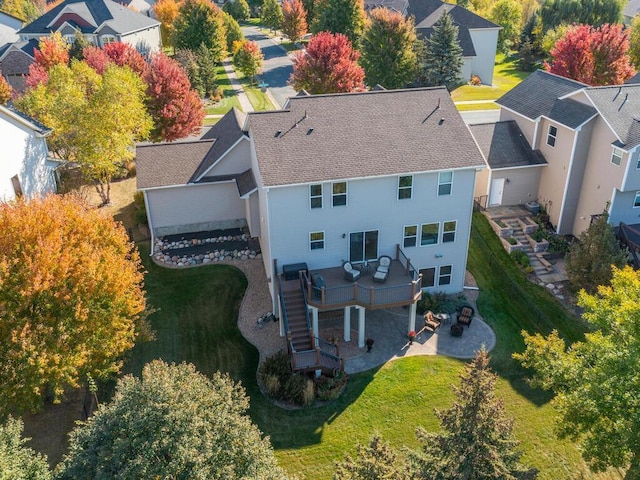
[0,195,149,414]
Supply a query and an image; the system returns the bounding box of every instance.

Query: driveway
[241,26,297,109]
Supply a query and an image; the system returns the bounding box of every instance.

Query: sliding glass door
[349,230,378,263]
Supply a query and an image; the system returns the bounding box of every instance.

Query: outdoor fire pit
[450,323,464,337]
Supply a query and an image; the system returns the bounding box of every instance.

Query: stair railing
[277,274,291,338]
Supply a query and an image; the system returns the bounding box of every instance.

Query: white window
[442,220,456,243]
[101,34,116,45]
[611,147,623,167]
[547,125,557,147]
[332,182,347,207]
[310,184,322,209]
[438,265,452,285]
[438,171,452,196]
[403,225,417,247]
[421,223,439,246]
[398,175,412,200]
[63,34,75,43]
[310,231,325,250]
[634,192,640,208]
[419,267,436,288]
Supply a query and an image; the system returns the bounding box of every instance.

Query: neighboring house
[137,88,486,346]
[408,0,500,85]
[623,0,640,23]
[0,10,22,46]
[17,0,160,51]
[626,73,640,84]
[474,69,640,238]
[0,39,38,91]
[0,103,59,201]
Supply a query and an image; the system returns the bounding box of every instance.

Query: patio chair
[457,305,475,327]
[373,255,392,283]
[424,310,441,332]
[343,261,361,282]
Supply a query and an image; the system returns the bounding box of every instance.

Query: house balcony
[281,246,422,311]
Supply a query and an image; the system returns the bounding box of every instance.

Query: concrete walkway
[222,59,254,113]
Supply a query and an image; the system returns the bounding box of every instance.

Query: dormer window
[611,147,623,167]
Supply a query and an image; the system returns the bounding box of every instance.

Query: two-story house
[0,103,59,201]
[473,69,640,238]
[137,88,486,351]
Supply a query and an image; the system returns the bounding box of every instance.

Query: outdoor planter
[489,218,513,238]
[518,216,538,235]
[500,236,525,254]
[526,235,549,253]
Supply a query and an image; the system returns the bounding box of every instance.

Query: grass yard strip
[244,84,276,111]
[451,53,529,103]
[203,117,221,126]
[456,102,500,111]
[206,64,242,115]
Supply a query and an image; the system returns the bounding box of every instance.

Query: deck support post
[356,306,366,348]
[408,301,417,334]
[343,306,351,342]
[310,306,319,346]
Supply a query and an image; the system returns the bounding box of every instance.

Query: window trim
[419,267,436,288]
[546,125,557,147]
[438,265,452,286]
[332,181,347,207]
[309,231,325,250]
[420,222,439,246]
[310,183,322,209]
[403,224,418,248]
[634,192,640,208]
[442,220,457,243]
[398,175,413,200]
[101,34,116,46]
[611,147,623,167]
[438,171,453,196]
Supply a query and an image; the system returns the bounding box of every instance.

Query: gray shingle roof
[469,121,546,169]
[235,168,257,196]
[585,84,640,148]
[625,73,640,85]
[191,107,246,181]
[415,1,498,29]
[497,70,587,120]
[248,87,486,188]
[19,0,158,36]
[548,98,597,129]
[2,102,51,134]
[624,0,640,18]
[364,0,409,15]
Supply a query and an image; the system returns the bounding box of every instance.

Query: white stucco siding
[468,28,500,85]
[145,182,245,235]
[266,169,478,294]
[0,113,55,202]
[120,25,161,52]
[200,139,251,177]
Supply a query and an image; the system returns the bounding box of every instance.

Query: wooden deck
[281,259,422,310]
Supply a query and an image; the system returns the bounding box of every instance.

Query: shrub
[417,291,444,314]
[284,373,307,405]
[510,250,530,268]
[315,371,347,401]
[303,379,315,406]
[469,74,482,85]
[547,234,570,255]
[507,237,517,245]
[264,374,281,398]
[531,228,546,242]
[259,350,291,386]
[133,190,148,225]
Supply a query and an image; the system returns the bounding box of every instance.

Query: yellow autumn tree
[154,0,181,48]
[0,195,149,414]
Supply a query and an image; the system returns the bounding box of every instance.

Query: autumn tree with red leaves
[103,42,147,75]
[281,0,307,43]
[546,23,635,86]
[289,32,365,94]
[82,46,111,74]
[144,52,205,142]
[24,32,70,89]
[0,194,149,415]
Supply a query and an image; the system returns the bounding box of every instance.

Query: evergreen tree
[334,435,411,480]
[565,211,627,294]
[68,29,90,61]
[314,0,366,46]
[196,44,220,97]
[421,11,464,90]
[517,37,537,71]
[261,0,284,32]
[411,349,538,480]
[360,7,418,89]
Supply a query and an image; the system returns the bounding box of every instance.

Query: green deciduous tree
[540,0,624,32]
[360,7,418,89]
[17,61,152,204]
[630,15,640,68]
[411,349,538,480]
[0,195,148,414]
[281,0,308,42]
[56,361,290,480]
[334,434,411,480]
[223,11,245,51]
[261,0,284,31]
[490,0,523,53]
[223,0,250,21]
[0,416,51,480]
[421,11,464,89]
[174,0,227,62]
[0,0,44,22]
[565,211,627,294]
[515,265,640,477]
[0,72,11,104]
[314,0,366,46]
[233,40,264,81]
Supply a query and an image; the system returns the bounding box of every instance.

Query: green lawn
[124,217,624,480]
[452,53,530,103]
[206,65,242,115]
[203,117,221,126]
[456,102,500,111]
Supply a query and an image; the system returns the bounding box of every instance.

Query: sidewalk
[222,59,254,113]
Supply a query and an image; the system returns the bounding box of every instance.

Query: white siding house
[0,104,58,201]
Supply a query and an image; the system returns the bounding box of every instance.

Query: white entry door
[489,178,505,206]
